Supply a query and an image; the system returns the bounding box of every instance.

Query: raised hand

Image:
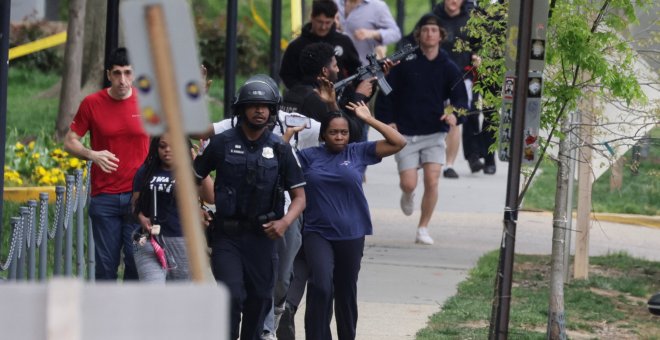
[345,101,372,122]
[314,76,337,104]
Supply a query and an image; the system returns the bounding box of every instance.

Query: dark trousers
[278,242,311,340]
[462,113,482,161]
[481,108,497,165]
[462,108,498,165]
[88,192,138,281]
[304,232,364,340]
[211,231,277,340]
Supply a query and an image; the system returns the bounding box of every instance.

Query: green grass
[6,67,60,136]
[418,251,660,339]
[522,127,660,215]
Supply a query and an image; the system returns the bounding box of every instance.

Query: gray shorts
[395,132,447,172]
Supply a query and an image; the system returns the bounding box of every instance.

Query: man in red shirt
[64,48,149,280]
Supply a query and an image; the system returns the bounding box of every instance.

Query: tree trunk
[574,108,594,279]
[55,0,86,141]
[81,0,107,95]
[547,114,570,340]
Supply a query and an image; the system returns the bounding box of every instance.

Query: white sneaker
[415,227,434,245]
[261,332,277,340]
[400,192,415,216]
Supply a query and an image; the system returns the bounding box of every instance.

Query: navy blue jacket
[375,48,468,136]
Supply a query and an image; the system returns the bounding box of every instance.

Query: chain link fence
[1,162,94,281]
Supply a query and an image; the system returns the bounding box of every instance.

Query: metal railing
[1,164,93,281]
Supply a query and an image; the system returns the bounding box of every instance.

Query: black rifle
[333,43,418,96]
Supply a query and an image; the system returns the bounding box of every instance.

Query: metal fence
[1,164,94,281]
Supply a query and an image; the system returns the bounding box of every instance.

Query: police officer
[193,77,306,340]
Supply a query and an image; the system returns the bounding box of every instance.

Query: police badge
[262,147,274,159]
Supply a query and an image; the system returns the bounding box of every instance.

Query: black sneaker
[468,155,485,173]
[484,165,496,175]
[443,168,459,178]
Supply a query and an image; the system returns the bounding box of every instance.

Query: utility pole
[489,0,534,338]
[224,0,238,118]
[0,0,11,230]
[270,0,282,84]
[104,0,120,88]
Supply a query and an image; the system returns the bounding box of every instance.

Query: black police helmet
[231,74,281,117]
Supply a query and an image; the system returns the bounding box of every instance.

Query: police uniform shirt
[193,126,306,221]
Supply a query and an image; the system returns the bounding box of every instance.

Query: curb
[522,209,660,229]
[592,213,660,229]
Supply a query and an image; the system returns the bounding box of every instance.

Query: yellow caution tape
[9,31,67,61]
[290,0,302,38]
[248,0,289,50]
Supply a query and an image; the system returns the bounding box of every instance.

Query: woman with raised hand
[296,98,406,339]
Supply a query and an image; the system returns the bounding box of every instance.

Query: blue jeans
[88,192,139,281]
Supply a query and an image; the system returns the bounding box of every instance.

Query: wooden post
[609,156,624,192]
[145,5,213,283]
[574,109,593,279]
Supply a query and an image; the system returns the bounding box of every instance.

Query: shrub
[4,130,86,187]
[195,13,270,78]
[9,17,66,73]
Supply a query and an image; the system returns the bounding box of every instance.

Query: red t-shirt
[70,88,149,196]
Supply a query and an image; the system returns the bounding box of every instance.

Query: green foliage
[462,0,652,168]
[4,68,88,187]
[4,129,87,187]
[195,13,270,78]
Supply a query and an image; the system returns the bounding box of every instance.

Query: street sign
[498,0,549,164]
[523,71,543,164]
[120,0,210,135]
[498,0,520,162]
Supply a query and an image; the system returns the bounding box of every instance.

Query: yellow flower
[69,158,81,169]
[15,142,24,150]
[32,152,40,160]
[51,168,62,175]
[38,176,52,185]
[36,166,47,176]
[28,141,35,150]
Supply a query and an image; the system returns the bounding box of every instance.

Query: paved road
[291,130,660,339]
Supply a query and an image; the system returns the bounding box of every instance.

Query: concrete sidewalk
[290,134,660,339]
